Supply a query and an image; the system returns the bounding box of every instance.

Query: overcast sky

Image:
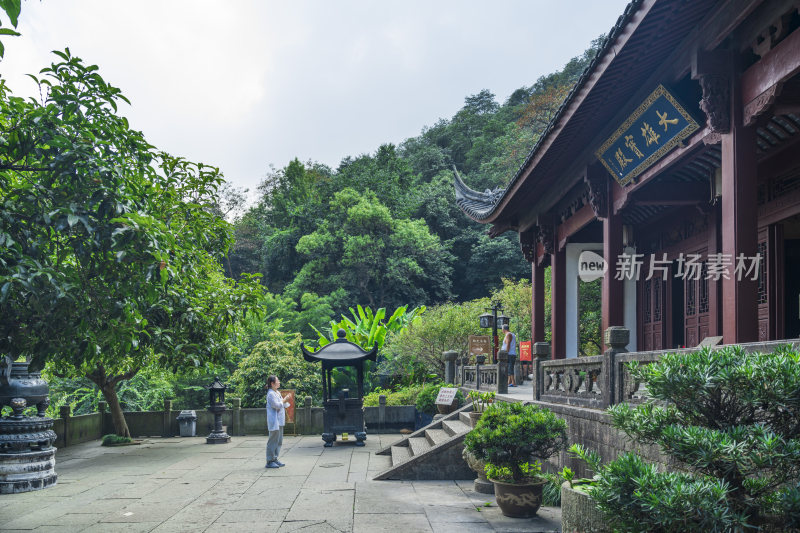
[2,1,630,194]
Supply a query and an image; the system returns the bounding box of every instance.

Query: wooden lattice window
[644,279,652,324]
[699,263,709,314]
[686,277,696,317]
[757,241,767,305]
[653,279,662,323]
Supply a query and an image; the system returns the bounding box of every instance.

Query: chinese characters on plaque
[596,85,699,185]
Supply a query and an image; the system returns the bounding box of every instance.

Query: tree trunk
[87,365,135,438]
[101,384,131,438]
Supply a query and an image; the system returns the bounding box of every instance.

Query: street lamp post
[479,302,510,363]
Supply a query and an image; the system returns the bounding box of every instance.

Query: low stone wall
[529,400,668,478]
[51,398,418,448]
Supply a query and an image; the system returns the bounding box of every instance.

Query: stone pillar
[513,355,523,385]
[497,350,508,394]
[230,398,241,436]
[532,262,546,343]
[475,355,485,390]
[378,394,386,431]
[443,351,458,384]
[720,60,758,344]
[602,183,625,351]
[602,326,629,408]
[551,247,567,359]
[532,342,550,401]
[59,405,71,448]
[162,399,173,438]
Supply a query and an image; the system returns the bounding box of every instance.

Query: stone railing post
[59,405,71,447]
[98,400,108,435]
[475,355,486,390]
[230,397,241,436]
[532,342,550,401]
[163,399,174,437]
[459,356,467,385]
[497,350,508,394]
[378,394,386,431]
[602,326,629,408]
[443,351,458,384]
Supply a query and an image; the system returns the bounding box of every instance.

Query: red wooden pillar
[721,62,758,344]
[551,247,566,359]
[707,202,721,337]
[532,261,545,343]
[602,184,624,351]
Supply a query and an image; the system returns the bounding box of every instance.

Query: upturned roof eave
[453,0,647,227]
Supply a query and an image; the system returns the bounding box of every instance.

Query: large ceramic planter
[436,402,459,415]
[489,478,546,518]
[461,448,494,494]
[560,482,609,533]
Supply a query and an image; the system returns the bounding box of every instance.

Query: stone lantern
[0,356,57,493]
[206,377,230,444]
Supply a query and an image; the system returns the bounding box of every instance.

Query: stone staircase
[373,404,475,480]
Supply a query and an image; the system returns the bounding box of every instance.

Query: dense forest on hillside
[227,37,604,314]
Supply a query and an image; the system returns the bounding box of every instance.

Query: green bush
[362,384,424,406]
[228,330,322,407]
[102,434,133,446]
[464,401,567,483]
[414,383,463,415]
[589,345,800,531]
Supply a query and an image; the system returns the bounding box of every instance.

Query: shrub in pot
[464,401,567,517]
[588,345,800,532]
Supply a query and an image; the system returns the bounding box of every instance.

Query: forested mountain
[227,37,604,315]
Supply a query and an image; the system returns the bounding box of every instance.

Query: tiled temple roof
[453,0,645,223]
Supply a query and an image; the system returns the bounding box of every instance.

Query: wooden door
[641,273,665,351]
[684,252,710,347]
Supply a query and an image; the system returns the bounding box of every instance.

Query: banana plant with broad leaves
[311,304,425,351]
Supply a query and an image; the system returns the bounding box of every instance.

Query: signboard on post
[280,389,295,423]
[435,387,458,407]
[469,335,491,356]
[519,341,531,362]
[595,84,699,186]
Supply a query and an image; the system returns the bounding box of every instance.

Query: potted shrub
[467,390,494,427]
[464,401,567,518]
[558,445,610,533]
[588,345,800,531]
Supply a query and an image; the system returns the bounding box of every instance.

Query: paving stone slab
[354,480,423,514]
[354,512,433,533]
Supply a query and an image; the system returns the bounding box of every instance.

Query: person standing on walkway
[266,375,289,468]
[501,324,517,387]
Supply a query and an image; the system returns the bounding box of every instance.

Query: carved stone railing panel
[461,364,499,392]
[539,356,604,408]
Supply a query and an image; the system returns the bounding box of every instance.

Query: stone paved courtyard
[0,434,561,532]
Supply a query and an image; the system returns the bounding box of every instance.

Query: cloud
[1,0,629,191]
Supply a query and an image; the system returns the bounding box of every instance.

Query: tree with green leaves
[287,187,453,310]
[0,50,262,436]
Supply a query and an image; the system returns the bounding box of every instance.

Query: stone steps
[373,404,475,480]
[390,445,411,465]
[408,436,431,456]
[442,419,470,437]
